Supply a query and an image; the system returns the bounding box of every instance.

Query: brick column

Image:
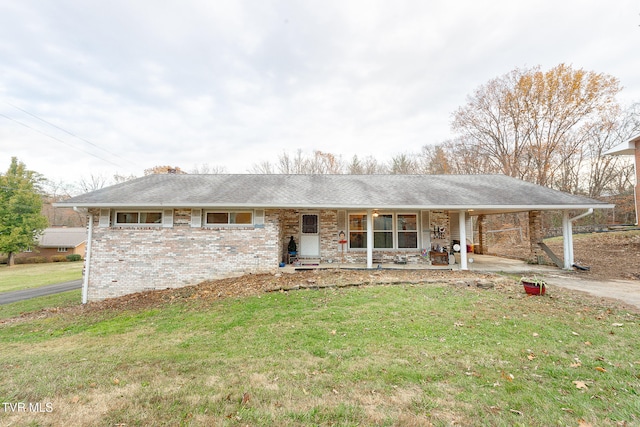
[477,215,488,254]
[528,210,544,260]
[635,147,640,225]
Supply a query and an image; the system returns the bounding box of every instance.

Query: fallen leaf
[595,366,607,373]
[332,388,339,394]
[241,392,251,405]
[509,409,523,416]
[573,380,588,390]
[112,378,120,385]
[584,341,592,346]
[501,371,514,381]
[611,323,624,327]
[330,330,336,335]
[532,333,539,337]
[71,396,80,404]
[570,362,582,368]
[527,354,535,361]
[571,331,579,336]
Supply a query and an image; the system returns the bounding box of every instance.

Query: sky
[1,0,639,189]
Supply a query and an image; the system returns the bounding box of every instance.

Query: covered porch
[279,252,560,275]
[279,208,597,273]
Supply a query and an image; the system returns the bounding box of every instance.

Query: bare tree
[78,174,110,193]
[452,64,622,188]
[346,155,387,174]
[190,163,228,174]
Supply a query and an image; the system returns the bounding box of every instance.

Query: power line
[0,112,122,167]
[5,101,139,168]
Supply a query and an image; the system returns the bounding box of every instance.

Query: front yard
[1,270,638,426]
[0,262,83,293]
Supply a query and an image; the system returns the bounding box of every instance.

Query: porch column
[458,210,468,270]
[477,214,488,254]
[528,210,544,262]
[366,210,373,268]
[562,211,573,269]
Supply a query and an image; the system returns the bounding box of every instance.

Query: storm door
[299,213,320,257]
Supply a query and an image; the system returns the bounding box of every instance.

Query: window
[349,214,366,249]
[348,213,418,250]
[302,214,318,234]
[374,214,393,248]
[115,211,163,225]
[205,211,253,225]
[57,247,69,252]
[397,214,418,248]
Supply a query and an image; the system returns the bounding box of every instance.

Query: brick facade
[85,208,456,300]
[86,209,280,301]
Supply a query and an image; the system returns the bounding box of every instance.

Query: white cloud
[0,0,638,185]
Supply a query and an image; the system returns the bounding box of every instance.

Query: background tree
[0,157,49,266]
[451,64,622,188]
[144,165,186,175]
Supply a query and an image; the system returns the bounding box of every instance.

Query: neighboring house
[54,174,612,303]
[16,227,86,261]
[605,134,640,226]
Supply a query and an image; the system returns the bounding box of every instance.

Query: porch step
[298,258,321,266]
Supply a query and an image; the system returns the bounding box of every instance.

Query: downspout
[82,211,93,304]
[366,210,373,269]
[562,208,593,269]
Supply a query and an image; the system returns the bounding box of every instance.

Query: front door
[299,213,320,257]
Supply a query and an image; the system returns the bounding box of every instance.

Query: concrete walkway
[0,280,82,305]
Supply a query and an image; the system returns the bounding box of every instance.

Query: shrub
[24,256,48,264]
[66,254,82,262]
[51,255,68,262]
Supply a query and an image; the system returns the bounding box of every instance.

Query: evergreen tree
[0,157,49,266]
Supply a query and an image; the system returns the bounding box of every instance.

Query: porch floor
[280,254,559,275]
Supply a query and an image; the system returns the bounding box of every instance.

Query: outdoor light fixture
[372,210,379,217]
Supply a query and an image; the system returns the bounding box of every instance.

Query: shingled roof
[38,228,86,248]
[55,174,612,214]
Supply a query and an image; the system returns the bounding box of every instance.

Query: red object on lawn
[522,281,546,296]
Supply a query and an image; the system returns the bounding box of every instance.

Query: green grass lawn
[0,289,81,320]
[0,262,83,293]
[1,280,638,426]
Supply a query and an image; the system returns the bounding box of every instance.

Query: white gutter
[562,208,593,269]
[53,202,615,211]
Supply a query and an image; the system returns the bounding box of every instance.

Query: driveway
[0,280,82,305]
[543,274,640,310]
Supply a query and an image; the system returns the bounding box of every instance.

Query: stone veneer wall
[86,209,280,301]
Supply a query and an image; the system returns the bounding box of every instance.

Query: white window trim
[57,247,69,252]
[204,210,254,227]
[114,210,164,226]
[348,212,419,250]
